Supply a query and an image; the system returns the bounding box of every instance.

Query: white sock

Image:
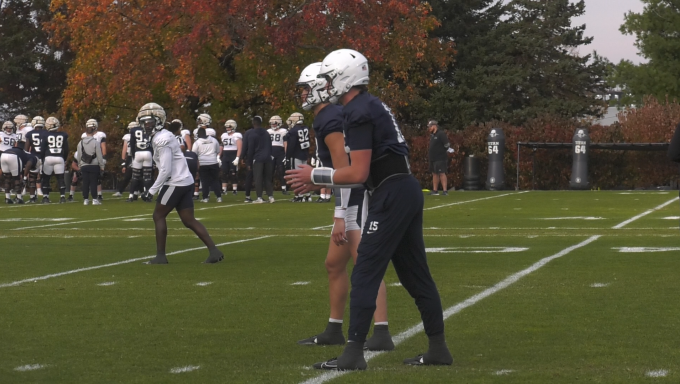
[329,318,343,324]
[374,322,388,326]
[5,193,10,199]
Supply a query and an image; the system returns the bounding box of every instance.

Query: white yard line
[9,203,247,231]
[612,197,678,229]
[311,224,334,230]
[299,235,600,384]
[423,191,529,211]
[0,236,273,288]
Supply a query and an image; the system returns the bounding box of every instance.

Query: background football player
[220,119,242,195]
[25,116,46,200]
[0,144,34,204]
[14,114,32,149]
[114,121,138,198]
[0,121,18,193]
[268,115,288,195]
[284,112,311,202]
[127,118,154,202]
[40,117,69,203]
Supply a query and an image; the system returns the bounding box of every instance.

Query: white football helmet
[269,115,282,129]
[2,121,14,134]
[171,119,183,129]
[224,119,237,131]
[127,121,139,131]
[318,49,369,104]
[288,112,304,125]
[85,119,98,131]
[206,128,216,137]
[31,116,45,129]
[14,114,29,126]
[196,113,212,128]
[296,62,327,111]
[137,102,166,136]
[45,117,60,131]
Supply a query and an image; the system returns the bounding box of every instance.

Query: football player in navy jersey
[287,49,452,371]
[24,117,46,201]
[40,117,69,203]
[0,146,35,204]
[127,119,154,202]
[285,112,311,202]
[294,62,393,351]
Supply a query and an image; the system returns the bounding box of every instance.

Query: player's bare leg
[177,207,223,264]
[145,203,174,264]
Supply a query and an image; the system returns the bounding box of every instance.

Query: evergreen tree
[612,0,680,105]
[426,0,607,129]
[0,0,72,120]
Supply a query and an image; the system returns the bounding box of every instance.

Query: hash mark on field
[426,247,529,254]
[97,282,116,286]
[493,369,515,375]
[170,365,200,374]
[423,191,529,211]
[662,216,680,220]
[15,364,47,371]
[613,247,680,253]
[195,282,213,286]
[536,217,604,220]
[389,282,402,287]
[291,281,310,286]
[646,369,668,377]
[311,224,333,230]
[613,197,679,229]
[590,283,609,288]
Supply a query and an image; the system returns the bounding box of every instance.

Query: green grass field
[1,190,679,383]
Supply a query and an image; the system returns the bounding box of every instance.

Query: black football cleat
[363,326,395,351]
[203,249,224,264]
[5,198,14,204]
[14,198,25,204]
[313,358,339,370]
[67,195,74,202]
[298,332,345,346]
[59,196,66,204]
[42,196,50,204]
[403,353,453,366]
[282,190,289,195]
[29,197,38,203]
[144,255,169,264]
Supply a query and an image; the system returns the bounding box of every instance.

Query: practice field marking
[535,217,604,220]
[97,282,116,286]
[0,218,74,222]
[612,197,679,229]
[619,192,669,195]
[613,247,680,253]
[299,235,600,384]
[170,365,200,374]
[646,370,668,377]
[662,216,680,220]
[389,282,402,287]
[9,203,247,231]
[0,236,273,289]
[426,247,529,253]
[311,224,334,230]
[195,282,213,286]
[423,191,529,211]
[14,364,47,371]
[291,281,311,286]
[590,283,610,288]
[493,369,515,375]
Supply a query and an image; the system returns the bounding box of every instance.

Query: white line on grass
[291,281,311,286]
[0,236,273,288]
[299,235,600,384]
[493,369,515,375]
[170,365,200,373]
[14,364,47,371]
[10,203,247,231]
[195,282,213,286]
[646,369,668,377]
[613,247,680,253]
[612,197,679,229]
[97,282,116,286]
[311,224,333,230]
[423,191,529,211]
[590,283,610,288]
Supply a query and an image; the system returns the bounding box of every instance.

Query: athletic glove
[141,191,152,202]
[447,148,455,154]
[217,156,222,167]
[310,157,317,167]
[232,157,239,166]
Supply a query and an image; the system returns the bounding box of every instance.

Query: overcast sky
[572,0,646,64]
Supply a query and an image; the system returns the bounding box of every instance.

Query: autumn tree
[48,0,452,133]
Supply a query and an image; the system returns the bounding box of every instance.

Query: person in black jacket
[246,116,274,203]
[668,123,680,211]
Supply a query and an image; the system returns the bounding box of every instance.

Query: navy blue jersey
[4,147,33,167]
[313,104,344,168]
[241,128,253,163]
[184,150,198,176]
[129,127,152,156]
[342,92,408,159]
[25,130,45,156]
[40,131,69,160]
[246,127,273,164]
[285,125,311,160]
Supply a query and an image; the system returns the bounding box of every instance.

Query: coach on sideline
[428,119,454,196]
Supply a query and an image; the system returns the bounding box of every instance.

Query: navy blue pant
[348,175,445,342]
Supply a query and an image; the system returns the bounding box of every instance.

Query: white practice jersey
[192,137,220,165]
[220,132,242,151]
[0,132,18,152]
[268,128,287,147]
[81,131,106,143]
[148,129,194,195]
[122,133,131,157]
[17,125,33,143]
[181,129,191,139]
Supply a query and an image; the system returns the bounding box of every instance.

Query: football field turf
[1,190,679,383]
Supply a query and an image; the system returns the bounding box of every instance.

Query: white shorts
[31,158,42,174]
[331,205,360,233]
[0,153,21,177]
[43,156,65,175]
[132,151,153,169]
[292,158,306,169]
